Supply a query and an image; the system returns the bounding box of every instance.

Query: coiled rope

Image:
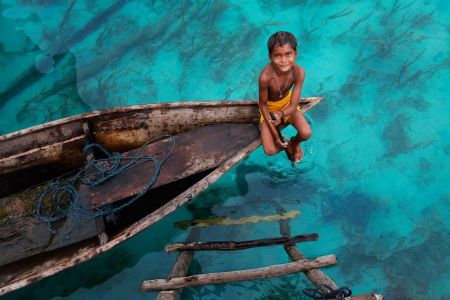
[33,135,175,234]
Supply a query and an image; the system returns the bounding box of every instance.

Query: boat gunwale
[0,98,322,141]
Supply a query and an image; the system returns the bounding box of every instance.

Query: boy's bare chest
[268,75,294,100]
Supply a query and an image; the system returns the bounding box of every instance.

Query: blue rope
[33,135,175,234]
[33,181,84,235]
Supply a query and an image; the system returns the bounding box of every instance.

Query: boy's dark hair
[267,31,297,54]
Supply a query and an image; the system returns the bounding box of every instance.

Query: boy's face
[269,44,297,73]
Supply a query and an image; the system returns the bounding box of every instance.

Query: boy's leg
[260,121,282,156]
[287,111,312,162]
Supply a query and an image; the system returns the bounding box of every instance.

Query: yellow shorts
[259,91,300,123]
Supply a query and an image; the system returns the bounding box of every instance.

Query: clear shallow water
[1,0,449,299]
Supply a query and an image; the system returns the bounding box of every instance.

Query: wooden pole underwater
[142,255,337,292]
[165,233,318,253]
[278,217,339,290]
[155,228,201,300]
[276,206,384,300]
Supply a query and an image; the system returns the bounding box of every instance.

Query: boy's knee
[263,146,279,156]
[299,129,312,141]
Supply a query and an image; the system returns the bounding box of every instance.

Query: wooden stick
[283,243,339,288]
[279,217,339,290]
[141,254,336,292]
[155,251,193,300]
[276,206,384,299]
[165,233,318,253]
[156,228,200,300]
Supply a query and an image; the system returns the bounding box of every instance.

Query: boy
[259,31,312,163]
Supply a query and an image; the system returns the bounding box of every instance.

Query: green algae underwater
[1,0,450,299]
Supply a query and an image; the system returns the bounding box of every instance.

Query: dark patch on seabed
[322,191,377,235]
[401,95,431,112]
[382,113,412,157]
[383,228,450,298]
[186,179,243,220]
[235,160,266,195]
[253,275,309,300]
[307,92,331,122]
[326,143,356,184]
[336,200,450,299]
[16,52,92,122]
[443,144,450,156]
[258,164,302,189]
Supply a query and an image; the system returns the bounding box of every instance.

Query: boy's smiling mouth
[274,64,293,73]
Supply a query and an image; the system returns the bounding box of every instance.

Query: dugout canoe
[0,97,322,295]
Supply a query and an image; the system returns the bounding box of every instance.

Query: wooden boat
[0,97,322,296]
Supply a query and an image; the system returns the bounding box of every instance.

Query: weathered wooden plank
[89,123,259,208]
[165,234,318,253]
[0,121,85,158]
[0,182,97,267]
[0,136,86,198]
[90,103,260,152]
[0,121,86,197]
[88,98,319,152]
[0,101,259,141]
[141,255,337,292]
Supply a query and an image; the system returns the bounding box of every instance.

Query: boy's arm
[284,66,305,116]
[259,75,287,147]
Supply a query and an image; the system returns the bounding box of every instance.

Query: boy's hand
[276,139,288,148]
[271,111,283,126]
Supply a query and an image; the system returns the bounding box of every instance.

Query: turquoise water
[1,0,450,299]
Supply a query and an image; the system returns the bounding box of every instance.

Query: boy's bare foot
[290,138,304,163]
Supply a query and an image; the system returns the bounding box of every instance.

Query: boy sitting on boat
[258,31,312,163]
